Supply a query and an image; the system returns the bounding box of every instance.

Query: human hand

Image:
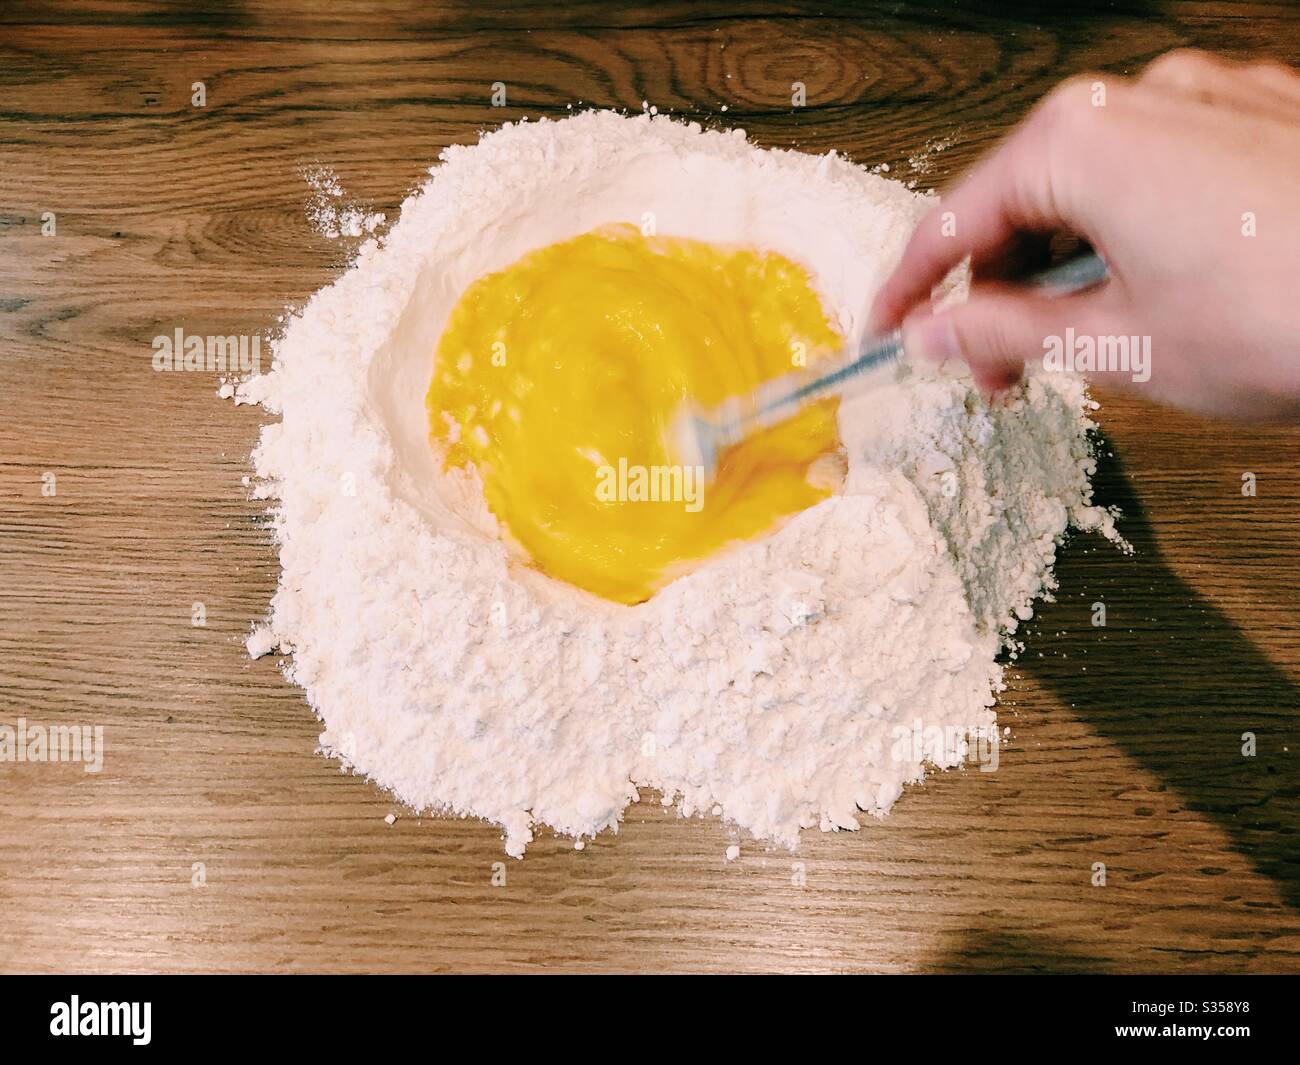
[868,50,1300,418]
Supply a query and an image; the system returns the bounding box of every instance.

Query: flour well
[237,112,1117,856]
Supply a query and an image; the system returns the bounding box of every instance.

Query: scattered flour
[906,134,957,178]
[304,165,386,240]
[245,625,277,659]
[237,112,1118,857]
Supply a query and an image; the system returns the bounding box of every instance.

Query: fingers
[869,51,1300,335]
[902,286,1123,393]
[867,75,1117,332]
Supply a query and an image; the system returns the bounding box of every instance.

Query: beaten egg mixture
[428,224,843,604]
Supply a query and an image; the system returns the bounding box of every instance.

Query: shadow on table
[926,930,1116,974]
[1034,443,1300,908]
[926,442,1299,972]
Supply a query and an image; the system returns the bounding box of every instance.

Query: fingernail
[902,314,961,365]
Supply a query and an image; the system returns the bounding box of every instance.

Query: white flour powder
[304,165,385,240]
[236,112,1118,857]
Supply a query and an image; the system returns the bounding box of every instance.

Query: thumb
[902,290,1118,393]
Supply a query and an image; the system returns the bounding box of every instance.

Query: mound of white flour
[236,112,1116,856]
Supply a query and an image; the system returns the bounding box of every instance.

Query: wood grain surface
[2,0,1299,974]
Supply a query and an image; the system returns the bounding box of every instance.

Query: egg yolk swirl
[427,224,843,605]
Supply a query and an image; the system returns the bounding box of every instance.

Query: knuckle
[1142,48,1228,87]
[1028,76,1116,212]
[1039,73,1120,129]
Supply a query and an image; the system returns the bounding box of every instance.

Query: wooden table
[2,0,1298,974]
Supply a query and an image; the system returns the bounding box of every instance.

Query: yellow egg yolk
[427,224,843,605]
